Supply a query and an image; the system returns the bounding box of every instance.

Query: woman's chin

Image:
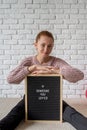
[42,53,49,57]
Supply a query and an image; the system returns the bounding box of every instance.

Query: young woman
[0,31,86,130]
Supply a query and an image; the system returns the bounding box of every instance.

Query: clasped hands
[28,65,60,75]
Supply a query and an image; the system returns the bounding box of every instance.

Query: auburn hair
[36,31,54,42]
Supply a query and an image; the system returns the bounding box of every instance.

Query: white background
[0,0,87,98]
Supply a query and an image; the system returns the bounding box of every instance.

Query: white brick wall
[0,0,87,98]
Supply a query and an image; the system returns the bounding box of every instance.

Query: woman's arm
[59,60,84,83]
[7,58,31,84]
[7,58,54,84]
[31,58,84,83]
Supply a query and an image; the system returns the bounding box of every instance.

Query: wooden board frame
[25,74,62,123]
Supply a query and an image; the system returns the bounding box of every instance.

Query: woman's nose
[44,47,48,52]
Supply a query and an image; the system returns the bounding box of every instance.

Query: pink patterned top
[7,55,84,84]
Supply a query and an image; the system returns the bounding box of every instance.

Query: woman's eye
[41,44,45,47]
[48,45,52,48]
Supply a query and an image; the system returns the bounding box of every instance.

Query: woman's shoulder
[52,56,66,63]
[51,56,69,67]
[20,55,34,65]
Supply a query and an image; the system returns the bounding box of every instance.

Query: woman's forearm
[7,66,30,84]
[60,65,84,83]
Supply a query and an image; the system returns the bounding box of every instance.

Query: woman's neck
[36,55,51,64]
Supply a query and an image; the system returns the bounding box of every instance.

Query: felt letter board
[25,74,62,122]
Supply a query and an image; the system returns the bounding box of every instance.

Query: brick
[71,45,84,49]
[63,0,77,3]
[64,50,77,54]
[35,19,49,24]
[78,60,87,64]
[25,14,39,19]
[64,19,78,24]
[79,20,87,24]
[76,90,85,95]
[78,0,87,3]
[11,45,25,50]
[64,9,78,14]
[40,14,55,19]
[7,94,21,98]
[78,50,87,55]
[0,80,3,84]
[72,35,86,40]
[41,4,55,9]
[71,4,85,8]
[0,50,3,54]
[19,19,33,24]
[8,14,24,19]
[25,24,38,29]
[0,4,10,8]
[3,19,17,24]
[11,4,25,9]
[55,50,63,55]
[0,45,10,49]
[71,55,84,60]
[54,24,68,29]
[68,60,78,65]
[18,0,32,3]
[48,0,62,3]
[0,25,9,29]
[0,55,10,60]
[70,14,84,19]
[67,95,80,98]
[10,24,23,29]
[26,4,40,9]
[0,65,9,69]
[79,9,87,14]
[39,25,53,30]
[57,34,71,39]
[17,30,31,34]
[3,60,17,65]
[69,24,83,29]
[4,40,17,44]
[56,45,70,50]
[56,4,70,9]
[0,85,11,89]
[2,90,16,94]
[0,94,6,98]
[12,35,26,40]
[18,40,31,44]
[2,30,16,34]
[58,55,70,60]
[35,9,49,13]
[56,14,69,19]
[62,29,75,34]
[3,0,17,3]
[0,35,11,40]
[76,30,87,34]
[0,19,2,24]
[63,90,75,95]
[49,19,63,24]
[49,9,63,14]
[33,0,47,3]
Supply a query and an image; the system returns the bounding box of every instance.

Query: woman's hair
[36,30,54,42]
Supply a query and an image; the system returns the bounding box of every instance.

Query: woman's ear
[34,42,38,49]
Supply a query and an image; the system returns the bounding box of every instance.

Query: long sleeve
[60,65,84,83]
[55,58,84,83]
[7,57,32,84]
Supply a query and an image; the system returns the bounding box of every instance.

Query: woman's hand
[28,65,54,73]
[31,66,60,75]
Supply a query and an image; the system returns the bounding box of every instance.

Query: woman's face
[34,35,54,58]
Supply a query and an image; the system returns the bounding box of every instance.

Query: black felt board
[25,75,62,121]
